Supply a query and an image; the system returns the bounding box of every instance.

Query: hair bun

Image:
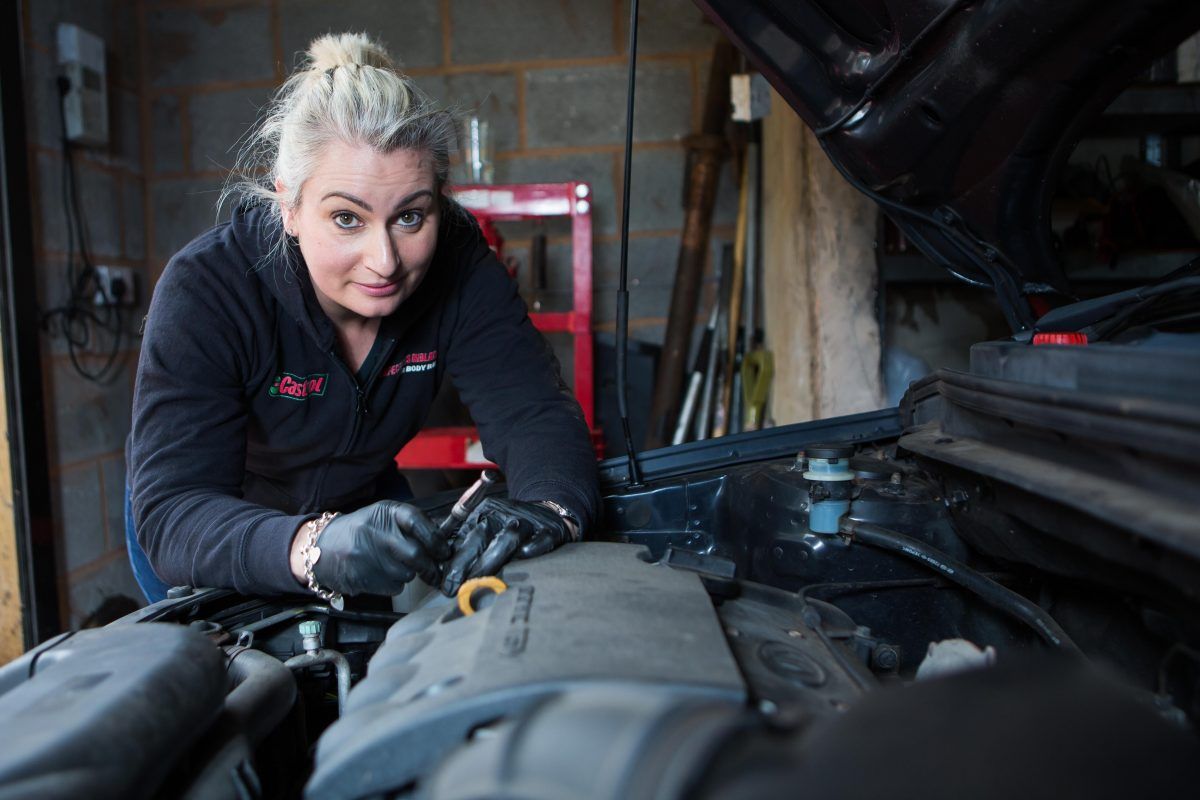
[306,32,395,72]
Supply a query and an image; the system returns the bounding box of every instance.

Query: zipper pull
[356,387,368,416]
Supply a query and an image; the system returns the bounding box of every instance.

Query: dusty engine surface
[306,542,867,799]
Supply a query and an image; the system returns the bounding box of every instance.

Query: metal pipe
[285,649,352,716]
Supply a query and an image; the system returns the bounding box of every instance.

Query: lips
[355,280,401,298]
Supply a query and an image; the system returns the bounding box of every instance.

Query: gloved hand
[313,501,451,596]
[440,498,576,596]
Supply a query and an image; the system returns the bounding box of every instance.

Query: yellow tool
[456,576,508,616]
[742,348,774,430]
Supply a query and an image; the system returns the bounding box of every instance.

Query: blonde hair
[222,32,456,261]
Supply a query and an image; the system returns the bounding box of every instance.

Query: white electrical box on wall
[56,23,108,147]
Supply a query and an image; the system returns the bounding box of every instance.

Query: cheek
[300,236,357,281]
[401,229,439,275]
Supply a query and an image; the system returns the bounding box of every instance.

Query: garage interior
[2,0,1199,660]
[0,0,1195,796]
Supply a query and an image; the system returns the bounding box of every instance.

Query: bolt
[872,645,900,671]
[772,546,784,559]
[890,472,903,484]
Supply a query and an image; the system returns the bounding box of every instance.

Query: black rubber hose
[224,646,298,745]
[842,520,1083,657]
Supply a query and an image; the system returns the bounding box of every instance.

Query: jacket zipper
[310,338,398,505]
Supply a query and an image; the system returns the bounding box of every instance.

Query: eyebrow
[320,189,434,213]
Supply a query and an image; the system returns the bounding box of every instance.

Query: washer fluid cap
[1032,331,1088,346]
[805,443,855,460]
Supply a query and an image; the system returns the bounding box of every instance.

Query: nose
[364,226,400,278]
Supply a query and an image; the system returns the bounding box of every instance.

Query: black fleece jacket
[128,202,599,595]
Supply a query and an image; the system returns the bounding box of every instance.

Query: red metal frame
[395,182,600,469]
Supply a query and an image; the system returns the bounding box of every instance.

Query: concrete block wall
[140,0,737,344]
[20,0,149,628]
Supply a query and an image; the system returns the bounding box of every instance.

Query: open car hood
[694,0,1200,331]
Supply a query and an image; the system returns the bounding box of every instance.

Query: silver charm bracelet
[303,511,345,611]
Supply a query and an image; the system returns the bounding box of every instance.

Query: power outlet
[93,266,137,307]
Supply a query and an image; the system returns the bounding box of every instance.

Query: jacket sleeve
[443,231,601,530]
[128,256,310,595]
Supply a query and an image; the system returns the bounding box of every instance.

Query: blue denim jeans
[125,485,171,604]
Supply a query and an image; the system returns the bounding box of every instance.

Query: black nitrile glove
[440,498,576,596]
[313,501,451,596]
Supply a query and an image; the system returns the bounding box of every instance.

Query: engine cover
[306,542,746,799]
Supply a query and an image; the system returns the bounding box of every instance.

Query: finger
[372,526,440,590]
[392,503,452,561]
[440,524,488,596]
[517,530,556,559]
[350,560,415,597]
[470,524,521,579]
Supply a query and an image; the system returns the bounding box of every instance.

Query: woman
[127,33,599,605]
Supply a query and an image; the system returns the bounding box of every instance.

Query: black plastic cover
[306,543,746,800]
[0,623,227,799]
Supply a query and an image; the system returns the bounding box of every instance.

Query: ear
[275,177,295,236]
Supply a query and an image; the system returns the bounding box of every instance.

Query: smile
[354,281,401,298]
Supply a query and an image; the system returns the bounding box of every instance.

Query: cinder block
[493,151,617,234]
[111,1,141,88]
[712,159,738,227]
[150,93,185,175]
[526,62,693,149]
[101,456,127,551]
[36,153,70,254]
[628,0,719,54]
[414,72,520,155]
[122,176,146,260]
[450,0,613,65]
[36,155,122,259]
[189,86,272,173]
[280,0,442,70]
[24,46,60,149]
[626,147,685,232]
[46,357,134,466]
[146,4,274,88]
[78,164,122,259]
[53,465,105,573]
[592,235,681,293]
[109,87,142,172]
[67,553,145,629]
[150,177,224,263]
[28,0,115,49]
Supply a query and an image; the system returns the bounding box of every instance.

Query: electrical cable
[39,74,126,384]
[841,519,1083,656]
[616,0,642,485]
[816,135,1036,331]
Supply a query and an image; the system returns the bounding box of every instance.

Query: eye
[332,212,361,229]
[395,210,424,229]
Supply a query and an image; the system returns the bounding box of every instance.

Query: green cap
[299,620,322,637]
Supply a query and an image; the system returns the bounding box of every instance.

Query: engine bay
[3,415,1198,798]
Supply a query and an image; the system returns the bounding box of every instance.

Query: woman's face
[279,141,439,326]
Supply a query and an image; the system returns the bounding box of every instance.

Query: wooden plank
[761,89,884,424]
[0,365,23,663]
